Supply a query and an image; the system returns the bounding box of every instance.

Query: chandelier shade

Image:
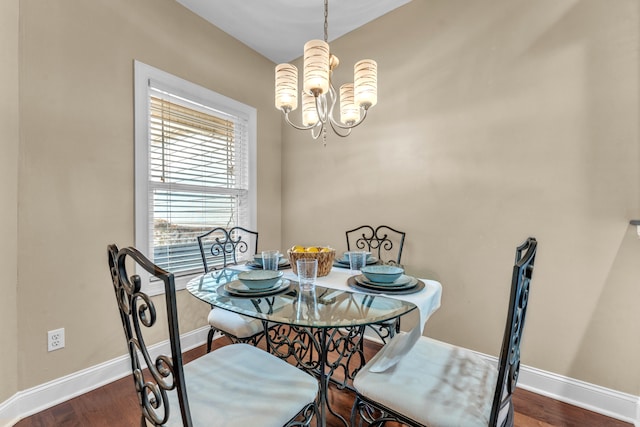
[274,0,377,143]
[302,92,319,126]
[303,40,330,96]
[339,83,360,125]
[274,63,298,111]
[354,59,378,108]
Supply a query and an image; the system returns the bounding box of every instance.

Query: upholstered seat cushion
[166,343,317,426]
[207,308,264,338]
[354,336,499,427]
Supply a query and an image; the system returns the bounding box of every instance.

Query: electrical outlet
[48,328,65,352]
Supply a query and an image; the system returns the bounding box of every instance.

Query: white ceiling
[176,0,412,64]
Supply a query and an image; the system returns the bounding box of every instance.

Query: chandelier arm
[328,119,352,137]
[324,78,371,131]
[311,121,324,140]
[326,83,339,124]
[283,110,318,131]
[314,94,329,124]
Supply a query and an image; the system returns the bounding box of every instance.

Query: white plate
[252,258,289,266]
[354,274,417,290]
[360,274,412,287]
[335,256,378,265]
[246,259,290,269]
[348,276,424,295]
[223,279,290,297]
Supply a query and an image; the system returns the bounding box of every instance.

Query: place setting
[245,250,291,270]
[220,249,293,297]
[218,269,293,297]
[333,251,378,268]
[347,265,425,295]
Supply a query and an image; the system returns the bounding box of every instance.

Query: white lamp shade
[302,93,319,126]
[303,40,330,96]
[340,83,360,125]
[354,59,377,108]
[275,63,298,111]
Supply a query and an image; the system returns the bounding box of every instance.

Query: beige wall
[5,0,640,412]
[15,0,281,390]
[282,0,640,394]
[0,0,20,406]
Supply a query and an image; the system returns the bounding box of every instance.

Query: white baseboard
[0,394,20,427]
[518,364,638,424]
[472,350,639,425]
[0,326,209,427]
[1,329,638,426]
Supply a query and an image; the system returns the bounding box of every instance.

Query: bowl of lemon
[287,245,336,277]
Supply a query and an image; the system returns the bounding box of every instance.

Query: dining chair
[350,237,538,427]
[346,225,407,340]
[345,225,406,266]
[107,244,318,427]
[197,226,259,272]
[197,226,265,352]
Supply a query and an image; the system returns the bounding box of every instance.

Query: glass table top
[186,268,418,328]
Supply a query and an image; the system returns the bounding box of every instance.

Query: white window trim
[134,60,257,295]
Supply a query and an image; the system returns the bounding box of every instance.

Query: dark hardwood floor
[15,338,631,427]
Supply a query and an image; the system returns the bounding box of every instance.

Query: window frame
[134,60,257,295]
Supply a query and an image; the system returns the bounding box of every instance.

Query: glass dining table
[187,266,442,427]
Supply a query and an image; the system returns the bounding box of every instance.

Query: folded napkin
[367,290,440,373]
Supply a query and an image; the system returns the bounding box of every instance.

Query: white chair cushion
[354,336,499,427]
[166,343,318,426]
[208,308,264,338]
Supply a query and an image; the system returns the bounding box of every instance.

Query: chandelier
[274,0,378,143]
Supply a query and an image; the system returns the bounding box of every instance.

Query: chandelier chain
[323,0,328,42]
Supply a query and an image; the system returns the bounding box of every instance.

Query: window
[134,61,256,294]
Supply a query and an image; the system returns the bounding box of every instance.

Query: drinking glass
[262,250,280,271]
[348,251,368,275]
[296,259,318,291]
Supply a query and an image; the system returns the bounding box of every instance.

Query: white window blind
[134,61,256,294]
[148,90,250,275]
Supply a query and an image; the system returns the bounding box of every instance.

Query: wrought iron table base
[267,323,369,427]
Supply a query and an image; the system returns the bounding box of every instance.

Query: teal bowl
[361,265,404,283]
[237,270,283,290]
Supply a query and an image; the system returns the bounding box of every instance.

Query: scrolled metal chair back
[108,244,192,427]
[346,225,406,266]
[197,226,259,272]
[490,237,537,426]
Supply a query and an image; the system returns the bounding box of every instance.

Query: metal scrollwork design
[108,245,188,426]
[324,327,367,388]
[268,324,323,371]
[359,320,398,353]
[345,225,406,266]
[197,226,259,272]
[351,398,408,427]
[209,235,247,266]
[266,321,368,427]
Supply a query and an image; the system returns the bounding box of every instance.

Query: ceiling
[176,0,412,64]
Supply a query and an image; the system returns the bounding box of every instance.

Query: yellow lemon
[306,246,319,253]
[320,247,331,252]
[292,245,305,253]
